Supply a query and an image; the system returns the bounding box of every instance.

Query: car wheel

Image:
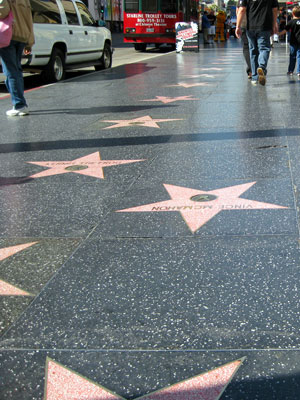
[134,43,147,51]
[95,42,112,71]
[42,47,66,83]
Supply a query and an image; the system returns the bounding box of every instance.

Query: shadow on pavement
[29,104,176,115]
[0,128,297,154]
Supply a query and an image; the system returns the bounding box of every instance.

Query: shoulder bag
[0,11,13,48]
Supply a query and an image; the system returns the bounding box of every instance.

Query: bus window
[142,0,157,12]
[161,0,177,13]
[124,0,139,12]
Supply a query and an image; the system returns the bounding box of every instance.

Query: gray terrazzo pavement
[1,39,300,399]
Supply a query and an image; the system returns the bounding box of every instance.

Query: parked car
[21,0,113,82]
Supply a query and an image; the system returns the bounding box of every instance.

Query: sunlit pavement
[1,38,300,399]
[0,33,173,93]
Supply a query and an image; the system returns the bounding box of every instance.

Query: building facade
[87,0,123,31]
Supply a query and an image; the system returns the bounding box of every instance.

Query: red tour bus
[123,0,198,51]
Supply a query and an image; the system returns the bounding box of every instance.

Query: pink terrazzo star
[0,242,37,296]
[0,242,37,261]
[199,68,223,71]
[27,152,145,180]
[216,57,239,60]
[139,358,245,400]
[102,115,182,129]
[212,62,231,65]
[44,359,123,400]
[44,358,245,400]
[168,82,212,88]
[117,182,288,233]
[141,96,199,104]
[184,74,216,78]
[0,280,31,296]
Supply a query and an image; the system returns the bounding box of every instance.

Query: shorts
[209,26,216,35]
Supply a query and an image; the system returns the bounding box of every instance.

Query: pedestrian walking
[235,0,279,85]
[236,5,252,78]
[278,6,300,77]
[0,0,34,116]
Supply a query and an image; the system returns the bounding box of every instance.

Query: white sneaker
[6,106,29,116]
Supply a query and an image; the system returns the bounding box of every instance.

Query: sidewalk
[1,39,300,399]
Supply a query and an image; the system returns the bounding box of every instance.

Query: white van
[23,0,112,82]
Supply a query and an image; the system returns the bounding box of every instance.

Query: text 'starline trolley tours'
[123,0,198,51]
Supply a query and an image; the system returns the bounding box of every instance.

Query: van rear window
[30,0,62,24]
[76,2,95,26]
[61,0,80,25]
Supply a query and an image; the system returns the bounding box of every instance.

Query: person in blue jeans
[0,0,34,116]
[236,0,279,86]
[279,6,300,77]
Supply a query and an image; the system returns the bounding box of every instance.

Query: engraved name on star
[27,152,145,180]
[44,357,245,400]
[117,182,288,233]
[102,115,183,129]
[141,95,199,104]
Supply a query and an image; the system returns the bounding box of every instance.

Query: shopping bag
[0,11,13,48]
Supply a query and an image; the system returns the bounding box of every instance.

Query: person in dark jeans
[236,0,279,85]
[279,6,300,76]
[0,0,34,116]
[237,5,251,78]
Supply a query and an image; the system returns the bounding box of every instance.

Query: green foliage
[208,4,220,12]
